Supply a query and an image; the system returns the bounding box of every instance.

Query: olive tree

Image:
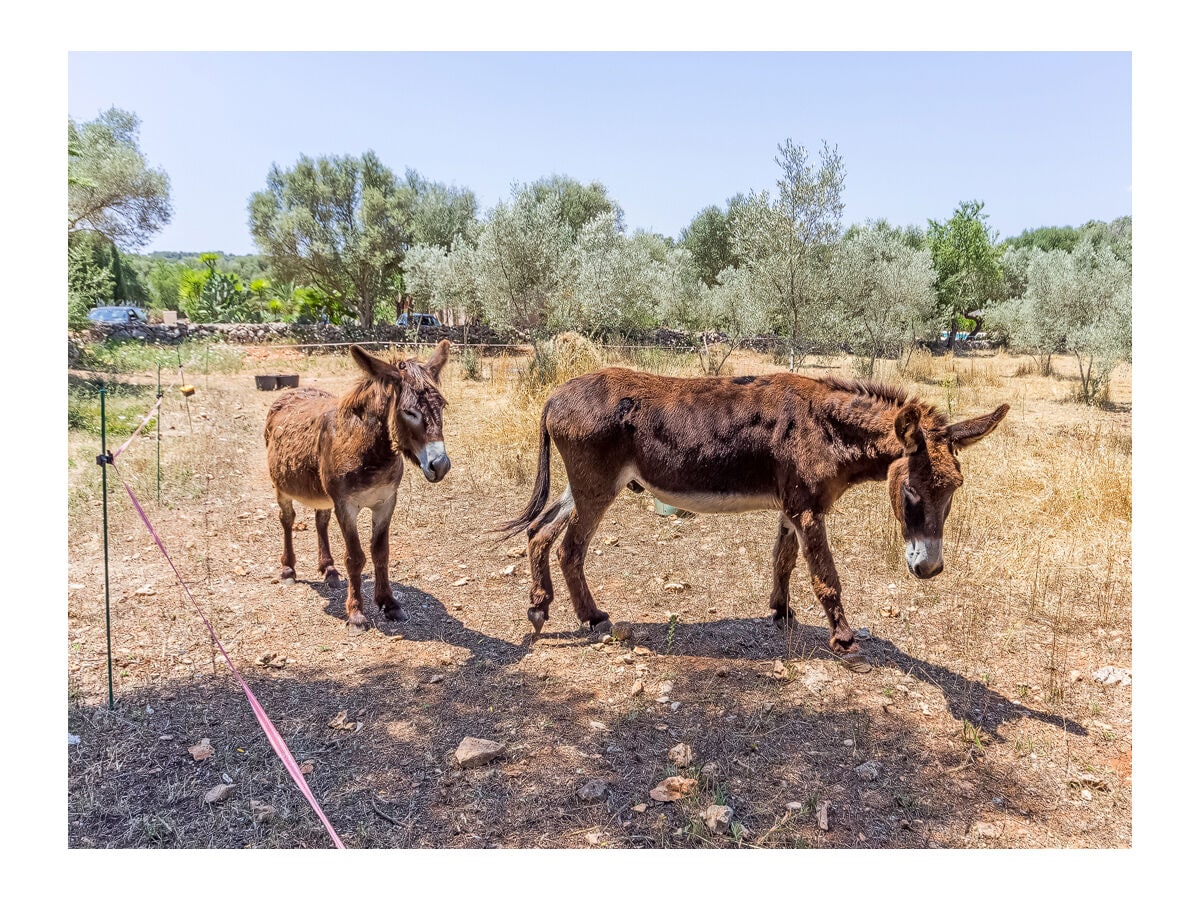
[248,152,414,327]
[474,185,574,333]
[731,139,846,369]
[926,200,1005,349]
[828,224,940,377]
[68,107,172,249]
[997,244,1131,403]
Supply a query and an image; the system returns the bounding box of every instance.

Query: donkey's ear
[349,345,395,380]
[944,404,1009,450]
[425,339,451,383]
[894,404,925,455]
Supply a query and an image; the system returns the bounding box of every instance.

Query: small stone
[68,733,81,746]
[454,737,505,769]
[671,701,682,712]
[658,681,674,695]
[854,760,882,781]
[630,680,645,696]
[1069,670,1084,683]
[501,564,518,576]
[667,743,694,767]
[621,654,634,664]
[204,784,234,804]
[589,721,607,731]
[634,646,652,656]
[576,779,610,802]
[1092,666,1132,686]
[611,622,633,641]
[817,800,831,831]
[703,804,734,834]
[970,821,1004,839]
[250,800,275,823]
[631,803,648,813]
[786,801,805,811]
[429,673,445,684]
[701,762,720,780]
[855,627,871,639]
[1081,789,1093,802]
[453,577,469,587]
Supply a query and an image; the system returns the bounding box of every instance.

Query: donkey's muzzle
[419,442,451,483]
[905,539,943,579]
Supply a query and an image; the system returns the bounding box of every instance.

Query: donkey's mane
[817,375,949,430]
[337,358,444,417]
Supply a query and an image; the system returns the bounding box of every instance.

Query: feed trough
[255,374,300,391]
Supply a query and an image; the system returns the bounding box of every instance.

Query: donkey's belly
[619,465,780,514]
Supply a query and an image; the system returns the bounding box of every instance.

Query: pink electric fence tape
[111,458,345,849]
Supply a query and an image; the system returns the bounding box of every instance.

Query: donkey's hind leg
[314,509,340,584]
[557,489,617,633]
[526,487,574,634]
[769,514,800,629]
[332,500,370,634]
[276,492,297,584]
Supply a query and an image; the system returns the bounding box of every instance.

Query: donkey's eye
[403,409,422,425]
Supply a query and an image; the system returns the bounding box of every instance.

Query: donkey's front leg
[790,508,871,673]
[369,492,406,622]
[333,501,370,633]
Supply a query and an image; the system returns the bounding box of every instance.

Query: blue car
[89,305,149,325]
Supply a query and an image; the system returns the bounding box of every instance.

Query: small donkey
[264,341,451,632]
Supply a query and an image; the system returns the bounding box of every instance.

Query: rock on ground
[703,804,734,834]
[454,737,505,769]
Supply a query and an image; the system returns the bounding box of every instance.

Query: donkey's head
[887,402,1009,579]
[349,340,452,482]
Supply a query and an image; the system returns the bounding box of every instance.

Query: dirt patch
[66,347,1132,848]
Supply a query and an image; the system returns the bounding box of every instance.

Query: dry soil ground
[66,342,1132,850]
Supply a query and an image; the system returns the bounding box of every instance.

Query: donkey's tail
[495,404,555,542]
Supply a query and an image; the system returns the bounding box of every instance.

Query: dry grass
[66,344,1131,850]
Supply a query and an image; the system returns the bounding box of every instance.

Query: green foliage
[731,139,846,368]
[827,223,940,376]
[67,379,158,436]
[528,175,623,236]
[248,151,413,327]
[405,170,479,249]
[459,346,482,381]
[680,204,740,287]
[926,200,1004,342]
[993,242,1130,403]
[177,254,267,323]
[67,240,117,330]
[68,107,172,250]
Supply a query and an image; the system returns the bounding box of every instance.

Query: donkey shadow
[588,615,1087,742]
[305,576,525,665]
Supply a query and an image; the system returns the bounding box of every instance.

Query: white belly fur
[617,465,779,514]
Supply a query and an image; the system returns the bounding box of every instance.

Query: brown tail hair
[496,405,555,541]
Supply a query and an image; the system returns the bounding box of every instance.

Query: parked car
[89,305,149,325]
[395,313,442,329]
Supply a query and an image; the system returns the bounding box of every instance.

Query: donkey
[264,341,451,633]
[499,368,1007,671]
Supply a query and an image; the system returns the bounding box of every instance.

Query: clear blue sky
[67,51,1130,255]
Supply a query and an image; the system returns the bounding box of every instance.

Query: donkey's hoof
[381,602,408,623]
[324,568,341,586]
[772,609,797,630]
[280,567,296,585]
[589,616,612,635]
[347,614,370,635]
[836,648,873,674]
[528,607,548,634]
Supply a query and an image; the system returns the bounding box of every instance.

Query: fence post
[97,385,115,711]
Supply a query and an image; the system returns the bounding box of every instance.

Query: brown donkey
[500,368,1007,671]
[265,341,451,633]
